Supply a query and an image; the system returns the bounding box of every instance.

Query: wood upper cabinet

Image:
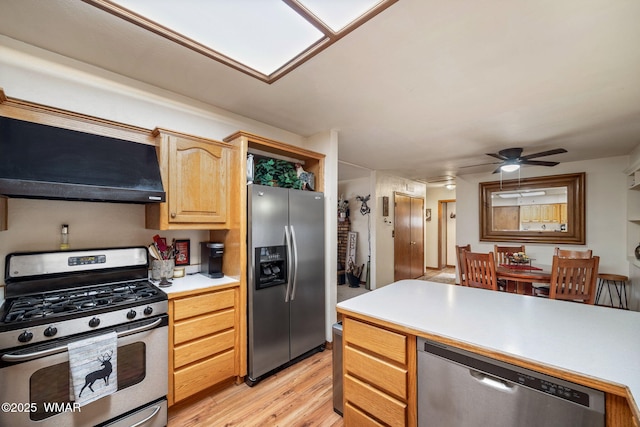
[529,204,541,222]
[560,203,568,223]
[147,128,236,230]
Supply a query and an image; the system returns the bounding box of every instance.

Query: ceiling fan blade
[520,160,560,167]
[486,153,508,161]
[492,166,504,174]
[459,161,501,169]
[519,148,567,160]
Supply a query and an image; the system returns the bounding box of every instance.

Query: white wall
[338,177,372,276]
[457,156,630,302]
[0,36,339,338]
[425,186,457,268]
[446,201,457,266]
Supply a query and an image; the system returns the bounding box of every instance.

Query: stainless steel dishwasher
[417,338,605,427]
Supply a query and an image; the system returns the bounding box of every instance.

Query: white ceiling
[1,0,640,183]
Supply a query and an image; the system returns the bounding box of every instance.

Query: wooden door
[394,193,424,281]
[493,206,519,230]
[394,194,412,281]
[410,197,425,278]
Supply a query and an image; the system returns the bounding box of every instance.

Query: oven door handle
[130,403,162,427]
[1,318,163,363]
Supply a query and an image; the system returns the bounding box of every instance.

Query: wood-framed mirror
[480,172,585,244]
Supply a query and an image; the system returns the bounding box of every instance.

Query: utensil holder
[151,259,174,285]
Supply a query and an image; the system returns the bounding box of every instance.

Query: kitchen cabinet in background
[168,284,241,406]
[146,128,240,230]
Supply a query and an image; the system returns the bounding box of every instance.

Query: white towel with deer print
[68,332,118,407]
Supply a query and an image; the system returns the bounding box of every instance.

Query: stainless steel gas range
[0,247,168,427]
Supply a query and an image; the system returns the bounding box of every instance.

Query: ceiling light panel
[112,0,323,75]
[298,0,384,31]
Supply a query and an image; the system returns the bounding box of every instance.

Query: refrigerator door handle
[284,225,293,302]
[290,225,299,300]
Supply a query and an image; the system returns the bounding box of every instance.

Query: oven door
[0,316,168,427]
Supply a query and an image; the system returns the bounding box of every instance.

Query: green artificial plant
[254,158,302,189]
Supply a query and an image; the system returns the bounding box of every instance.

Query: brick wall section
[337,217,351,272]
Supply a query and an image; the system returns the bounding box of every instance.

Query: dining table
[496,262,551,295]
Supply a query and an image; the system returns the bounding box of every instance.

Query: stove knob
[44,326,58,337]
[18,331,33,343]
[127,310,137,320]
[88,317,100,328]
[143,306,153,316]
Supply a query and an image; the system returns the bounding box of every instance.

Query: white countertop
[338,280,640,415]
[150,273,239,295]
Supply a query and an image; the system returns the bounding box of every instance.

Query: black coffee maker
[200,242,224,278]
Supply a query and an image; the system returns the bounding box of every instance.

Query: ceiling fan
[463,147,568,173]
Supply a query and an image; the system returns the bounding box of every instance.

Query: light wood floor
[168,348,343,427]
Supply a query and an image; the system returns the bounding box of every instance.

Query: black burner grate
[2,281,160,324]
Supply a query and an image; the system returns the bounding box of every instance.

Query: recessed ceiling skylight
[85,0,398,83]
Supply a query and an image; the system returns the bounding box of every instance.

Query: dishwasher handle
[469,369,516,392]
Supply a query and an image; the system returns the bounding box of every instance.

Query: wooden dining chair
[553,247,593,259]
[462,251,498,291]
[548,255,600,304]
[455,244,471,285]
[493,245,526,292]
[494,245,526,265]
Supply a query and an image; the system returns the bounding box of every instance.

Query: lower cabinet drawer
[173,349,235,402]
[173,289,235,320]
[174,329,235,368]
[345,402,385,427]
[345,318,406,364]
[174,309,235,344]
[345,344,407,399]
[345,374,407,427]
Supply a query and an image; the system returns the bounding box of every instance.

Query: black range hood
[0,116,165,203]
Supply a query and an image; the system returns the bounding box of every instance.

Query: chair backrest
[455,244,471,285]
[553,247,593,259]
[549,255,600,304]
[462,251,498,291]
[494,245,526,265]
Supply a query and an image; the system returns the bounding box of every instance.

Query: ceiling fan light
[445,184,456,190]
[501,164,520,172]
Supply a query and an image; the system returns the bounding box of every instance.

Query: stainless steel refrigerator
[247,184,326,385]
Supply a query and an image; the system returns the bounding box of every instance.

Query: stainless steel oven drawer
[101,398,167,427]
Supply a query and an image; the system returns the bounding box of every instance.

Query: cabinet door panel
[169,136,227,224]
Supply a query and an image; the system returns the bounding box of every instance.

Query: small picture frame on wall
[174,239,190,266]
[425,209,432,221]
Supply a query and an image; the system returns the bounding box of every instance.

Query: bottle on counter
[60,224,70,250]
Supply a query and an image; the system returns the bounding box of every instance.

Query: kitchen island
[337,279,640,427]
